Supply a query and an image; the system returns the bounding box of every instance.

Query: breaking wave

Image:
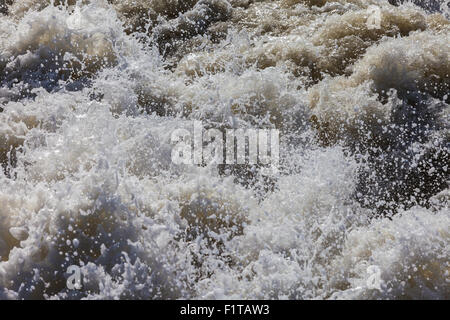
[0,0,448,299]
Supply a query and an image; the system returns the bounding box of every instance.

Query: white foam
[0,0,448,300]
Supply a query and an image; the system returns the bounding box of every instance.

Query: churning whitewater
[0,0,448,299]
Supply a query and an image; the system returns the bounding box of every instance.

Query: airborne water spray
[0,0,448,300]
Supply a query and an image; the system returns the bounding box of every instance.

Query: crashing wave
[0,0,448,299]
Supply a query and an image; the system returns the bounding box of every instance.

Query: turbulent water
[0,0,448,300]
